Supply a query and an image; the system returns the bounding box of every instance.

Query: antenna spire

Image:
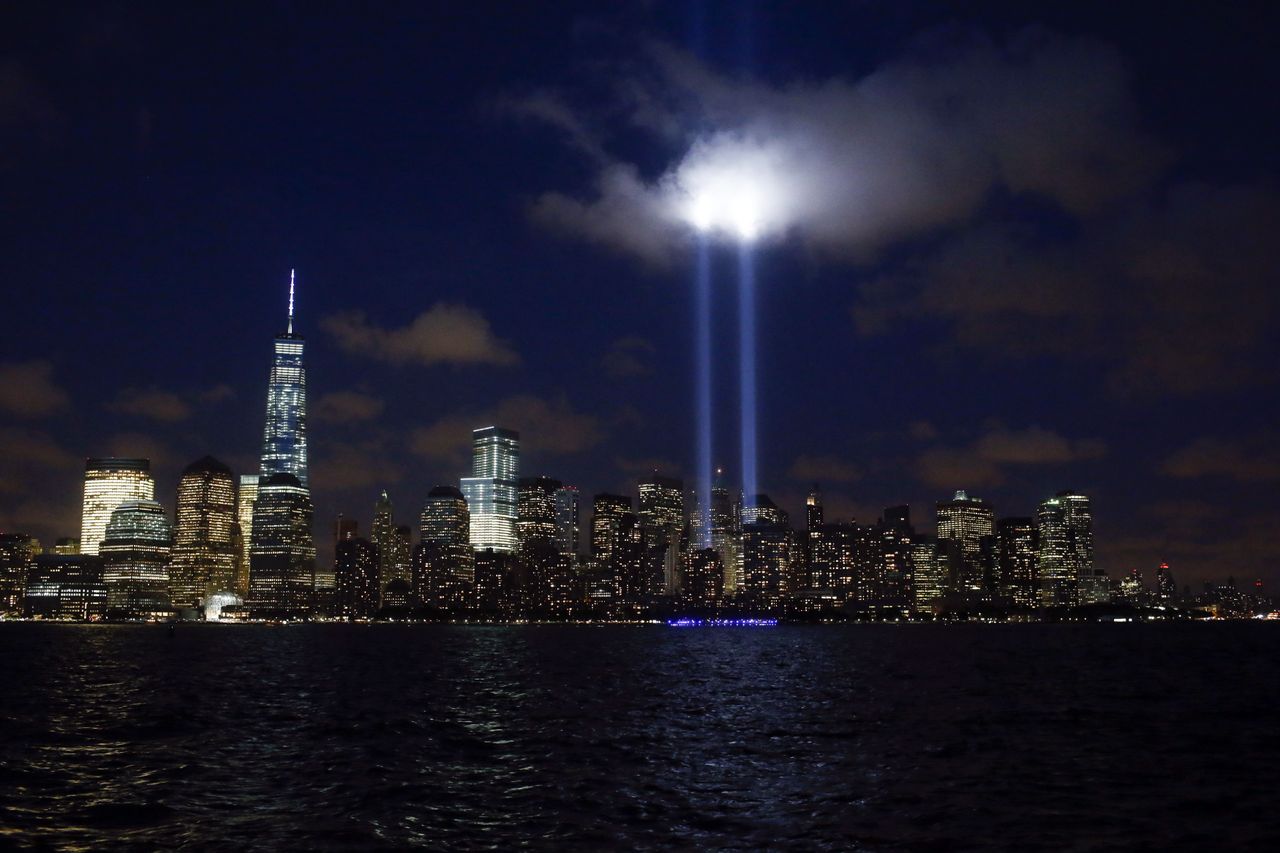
[287,268,295,334]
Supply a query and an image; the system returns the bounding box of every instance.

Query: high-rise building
[260,270,308,487]
[24,555,107,620]
[170,456,237,609]
[80,458,155,556]
[1036,491,1093,608]
[910,536,945,610]
[54,538,80,556]
[248,472,315,614]
[936,490,996,596]
[0,533,36,613]
[416,485,473,607]
[335,536,379,618]
[996,517,1037,608]
[639,474,684,595]
[236,474,259,597]
[591,494,644,604]
[372,490,396,588]
[742,493,787,526]
[100,500,173,618]
[742,520,793,606]
[460,426,519,553]
[878,506,914,605]
[553,485,580,556]
[1156,561,1177,602]
[388,525,412,591]
[709,479,742,594]
[517,476,561,548]
[682,548,724,607]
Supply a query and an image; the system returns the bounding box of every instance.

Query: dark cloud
[313,390,385,424]
[856,183,1280,394]
[601,335,657,378]
[788,454,862,484]
[916,425,1106,489]
[323,304,520,368]
[1162,437,1280,482]
[410,394,603,466]
[110,388,192,423]
[0,360,69,417]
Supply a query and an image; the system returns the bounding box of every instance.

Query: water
[1,623,1278,850]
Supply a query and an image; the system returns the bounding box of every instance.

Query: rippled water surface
[2,623,1278,850]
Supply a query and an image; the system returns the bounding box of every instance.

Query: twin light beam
[687,187,764,542]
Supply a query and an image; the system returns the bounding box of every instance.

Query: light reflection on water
[1,623,1278,850]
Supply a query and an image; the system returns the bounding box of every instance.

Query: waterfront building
[248,472,315,614]
[936,490,996,596]
[24,555,107,620]
[517,476,561,548]
[236,474,259,596]
[169,456,237,609]
[460,426,519,553]
[80,458,154,556]
[416,485,473,607]
[0,533,36,613]
[911,536,945,610]
[100,499,172,618]
[1036,491,1093,607]
[682,548,724,607]
[553,485,580,556]
[335,536,379,618]
[639,474,684,595]
[996,517,1037,608]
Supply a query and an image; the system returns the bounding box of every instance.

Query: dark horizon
[2,1,1278,590]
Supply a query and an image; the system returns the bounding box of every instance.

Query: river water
[1,623,1277,850]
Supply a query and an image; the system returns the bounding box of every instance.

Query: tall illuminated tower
[460,426,519,553]
[553,485,580,556]
[235,474,259,596]
[170,456,237,608]
[80,458,155,556]
[260,269,308,487]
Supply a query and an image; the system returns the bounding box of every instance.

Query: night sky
[2,1,1277,588]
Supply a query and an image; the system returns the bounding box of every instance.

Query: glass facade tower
[170,455,237,608]
[260,270,308,487]
[460,426,519,553]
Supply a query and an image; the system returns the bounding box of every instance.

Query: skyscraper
[260,270,308,487]
[460,426,519,553]
[372,490,396,588]
[996,517,1037,608]
[517,476,561,548]
[638,474,684,594]
[248,473,315,614]
[416,485,473,607]
[24,555,107,620]
[553,485,580,556]
[0,533,35,614]
[1156,561,1177,602]
[936,490,996,595]
[910,536,945,610]
[169,456,237,609]
[80,458,155,556]
[101,499,173,618]
[335,536,379,618]
[236,474,259,596]
[709,478,742,594]
[1036,491,1093,607]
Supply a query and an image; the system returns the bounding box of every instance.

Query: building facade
[80,458,155,556]
[460,426,519,553]
[100,499,173,618]
[248,472,315,614]
[170,456,237,609]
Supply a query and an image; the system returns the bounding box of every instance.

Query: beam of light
[695,232,713,549]
[738,240,757,512]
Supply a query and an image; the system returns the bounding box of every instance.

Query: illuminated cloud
[323,303,519,368]
[916,425,1106,489]
[520,28,1165,261]
[0,360,69,417]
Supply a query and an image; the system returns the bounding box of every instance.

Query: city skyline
[1,2,1277,593]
